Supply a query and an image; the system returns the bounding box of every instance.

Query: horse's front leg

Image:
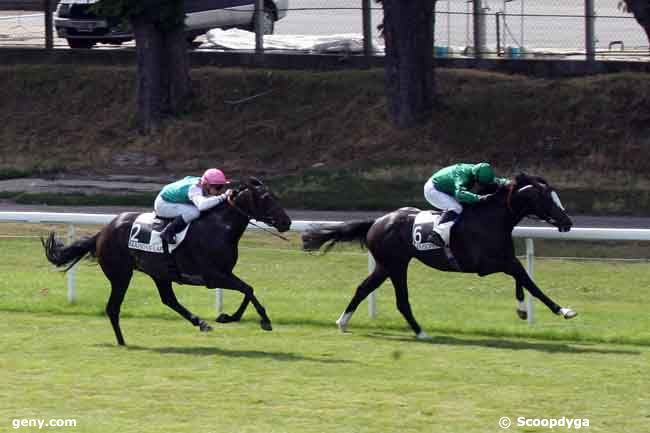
[153,278,213,333]
[505,260,577,319]
[207,271,272,331]
[476,259,528,320]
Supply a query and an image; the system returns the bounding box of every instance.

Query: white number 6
[414,226,422,244]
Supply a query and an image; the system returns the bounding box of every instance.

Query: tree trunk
[623,0,650,46]
[380,0,436,128]
[162,26,191,115]
[132,15,163,133]
[131,17,191,134]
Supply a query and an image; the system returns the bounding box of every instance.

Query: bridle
[227,187,289,242]
[514,182,563,225]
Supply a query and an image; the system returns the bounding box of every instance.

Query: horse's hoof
[416,331,432,341]
[516,309,528,320]
[199,320,213,332]
[559,307,578,319]
[336,312,352,333]
[260,320,273,331]
[216,313,235,323]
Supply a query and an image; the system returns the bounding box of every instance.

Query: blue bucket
[506,46,522,58]
[434,46,450,58]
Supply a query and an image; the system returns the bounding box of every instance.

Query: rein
[506,182,516,214]
[227,195,290,242]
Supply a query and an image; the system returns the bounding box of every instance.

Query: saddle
[128,213,190,253]
[412,210,461,271]
[412,211,455,251]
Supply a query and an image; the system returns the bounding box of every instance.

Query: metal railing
[2,211,650,325]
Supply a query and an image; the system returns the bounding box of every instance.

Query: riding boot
[429,232,445,247]
[434,210,459,248]
[159,216,187,244]
[438,210,459,225]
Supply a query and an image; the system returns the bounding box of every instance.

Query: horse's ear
[515,173,528,185]
[247,177,263,187]
[532,176,549,186]
[527,176,548,191]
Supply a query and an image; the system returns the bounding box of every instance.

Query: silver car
[54,0,289,49]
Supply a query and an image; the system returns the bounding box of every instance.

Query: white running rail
[3,211,650,324]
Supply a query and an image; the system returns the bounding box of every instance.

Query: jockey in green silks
[423,162,510,244]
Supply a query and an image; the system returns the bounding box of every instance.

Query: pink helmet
[200,168,229,186]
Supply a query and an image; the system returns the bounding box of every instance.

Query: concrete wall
[0,0,56,11]
[1,47,649,78]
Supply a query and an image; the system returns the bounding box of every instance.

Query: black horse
[302,174,575,340]
[43,178,291,346]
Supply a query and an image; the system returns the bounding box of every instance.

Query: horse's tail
[301,219,375,254]
[42,232,99,272]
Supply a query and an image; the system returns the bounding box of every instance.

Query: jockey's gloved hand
[479,193,495,202]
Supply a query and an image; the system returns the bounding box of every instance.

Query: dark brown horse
[302,174,575,340]
[43,178,291,346]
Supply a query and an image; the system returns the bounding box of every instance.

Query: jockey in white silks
[155,168,232,244]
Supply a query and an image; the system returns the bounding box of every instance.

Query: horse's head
[512,173,573,232]
[231,177,292,232]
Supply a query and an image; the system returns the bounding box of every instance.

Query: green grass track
[0,227,649,432]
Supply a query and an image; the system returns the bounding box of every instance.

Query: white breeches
[154,194,200,223]
[423,179,463,213]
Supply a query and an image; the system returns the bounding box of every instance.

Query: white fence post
[66,224,76,304]
[525,237,535,325]
[215,288,223,314]
[368,252,377,318]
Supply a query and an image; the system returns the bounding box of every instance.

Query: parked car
[54,0,289,49]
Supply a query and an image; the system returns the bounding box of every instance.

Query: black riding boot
[159,216,187,244]
[438,210,459,225]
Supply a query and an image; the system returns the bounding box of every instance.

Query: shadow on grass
[7,309,650,347]
[366,332,641,355]
[95,343,354,364]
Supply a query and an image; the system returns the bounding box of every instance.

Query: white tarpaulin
[201,28,385,53]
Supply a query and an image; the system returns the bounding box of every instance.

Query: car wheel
[67,39,95,49]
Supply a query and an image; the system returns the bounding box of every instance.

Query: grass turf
[2,310,648,433]
[0,227,649,432]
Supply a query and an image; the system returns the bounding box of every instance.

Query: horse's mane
[472,173,550,208]
[515,173,549,188]
[203,177,261,215]
[487,173,550,197]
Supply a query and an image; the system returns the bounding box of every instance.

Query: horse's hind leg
[153,278,213,332]
[337,264,389,332]
[105,272,132,346]
[389,265,428,340]
[97,231,135,346]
